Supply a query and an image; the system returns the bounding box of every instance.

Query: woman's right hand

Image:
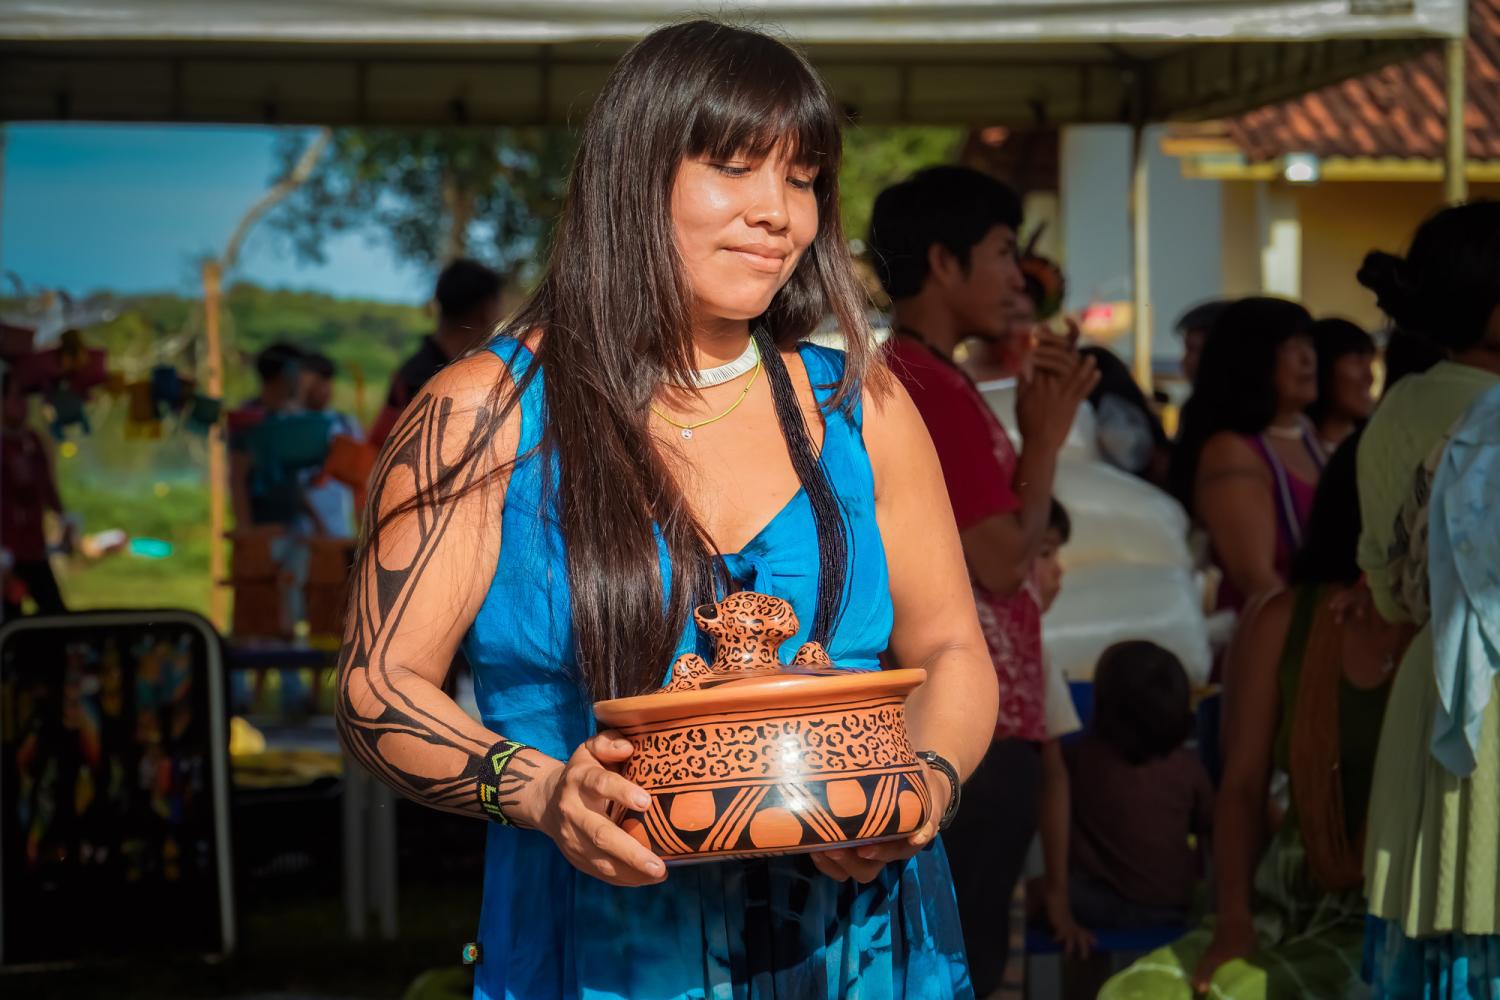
[1190,916,1256,992]
[532,733,668,887]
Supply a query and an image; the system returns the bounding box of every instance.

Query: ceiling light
[1283,152,1320,184]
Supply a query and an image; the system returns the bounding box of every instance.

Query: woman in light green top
[1355,201,1500,997]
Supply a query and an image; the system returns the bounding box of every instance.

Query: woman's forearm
[336,654,560,823]
[902,643,999,781]
[1212,782,1264,925]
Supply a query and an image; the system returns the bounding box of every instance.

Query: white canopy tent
[0,0,1470,377]
[0,1,1471,641]
[0,2,1467,128]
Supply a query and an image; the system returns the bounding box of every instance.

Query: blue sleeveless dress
[461,337,972,1000]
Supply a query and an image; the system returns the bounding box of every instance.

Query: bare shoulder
[1199,430,1265,474]
[860,368,933,484]
[375,348,525,495]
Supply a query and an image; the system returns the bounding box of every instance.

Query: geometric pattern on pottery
[616,764,933,864]
[611,692,933,863]
[620,697,920,789]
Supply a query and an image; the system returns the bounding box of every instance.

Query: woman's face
[671,146,819,328]
[1274,334,1318,410]
[1329,350,1377,422]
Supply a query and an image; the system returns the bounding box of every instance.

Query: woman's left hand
[809,765,951,883]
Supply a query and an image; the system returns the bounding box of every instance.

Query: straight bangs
[668,26,871,408]
[684,46,842,175]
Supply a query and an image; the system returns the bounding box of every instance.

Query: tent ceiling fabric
[0,1,1466,126]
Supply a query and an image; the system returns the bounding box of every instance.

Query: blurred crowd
[871,166,1498,1000]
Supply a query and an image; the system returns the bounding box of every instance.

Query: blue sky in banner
[2,124,431,302]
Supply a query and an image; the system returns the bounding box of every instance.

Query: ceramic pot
[593,591,931,865]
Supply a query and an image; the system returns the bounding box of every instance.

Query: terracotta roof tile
[1219,0,1500,162]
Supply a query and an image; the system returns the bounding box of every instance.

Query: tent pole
[1129,120,1153,392]
[1445,37,1468,204]
[202,260,228,631]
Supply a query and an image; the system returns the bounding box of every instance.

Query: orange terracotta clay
[593,591,931,865]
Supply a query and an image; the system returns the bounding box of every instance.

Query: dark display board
[0,611,235,964]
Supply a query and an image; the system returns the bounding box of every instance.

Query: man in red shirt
[869,166,1098,995]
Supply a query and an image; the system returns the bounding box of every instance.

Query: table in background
[225,638,397,941]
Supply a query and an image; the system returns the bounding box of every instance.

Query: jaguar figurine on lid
[592,591,932,865]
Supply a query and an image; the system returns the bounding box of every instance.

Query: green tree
[269,124,959,281]
[837,126,965,247]
[269,128,577,284]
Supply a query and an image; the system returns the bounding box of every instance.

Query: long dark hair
[370,21,873,701]
[1168,296,1313,510]
[1289,430,1362,587]
[1358,200,1500,354]
[1306,318,1374,426]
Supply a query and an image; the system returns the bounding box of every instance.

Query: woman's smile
[725,243,790,274]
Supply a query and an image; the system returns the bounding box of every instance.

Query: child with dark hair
[1065,641,1213,932]
[1033,499,1095,956]
[1035,498,1070,613]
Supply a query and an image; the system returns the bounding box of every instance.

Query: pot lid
[592,592,927,726]
[593,666,928,727]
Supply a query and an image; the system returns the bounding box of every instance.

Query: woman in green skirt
[1354,202,1500,999]
[1102,435,1405,1000]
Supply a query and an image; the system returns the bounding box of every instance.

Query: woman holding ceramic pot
[336,20,997,1000]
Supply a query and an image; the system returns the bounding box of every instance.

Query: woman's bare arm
[1191,589,1289,989]
[1196,432,1282,602]
[868,378,1000,781]
[336,352,665,886]
[336,352,528,818]
[806,377,999,883]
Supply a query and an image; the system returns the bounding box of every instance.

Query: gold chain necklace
[650,358,762,440]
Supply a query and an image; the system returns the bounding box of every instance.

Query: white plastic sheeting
[0,0,1464,125]
[0,1,1466,44]
[1046,563,1212,684]
[977,379,1211,684]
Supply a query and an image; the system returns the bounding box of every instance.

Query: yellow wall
[1219,179,1500,330]
[1220,182,1261,297]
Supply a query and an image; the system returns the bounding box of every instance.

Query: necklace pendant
[681,428,694,440]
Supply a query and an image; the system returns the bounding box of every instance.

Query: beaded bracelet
[477,739,531,826]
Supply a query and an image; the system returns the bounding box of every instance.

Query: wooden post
[1445,37,1469,205]
[1129,119,1153,393]
[202,260,229,631]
